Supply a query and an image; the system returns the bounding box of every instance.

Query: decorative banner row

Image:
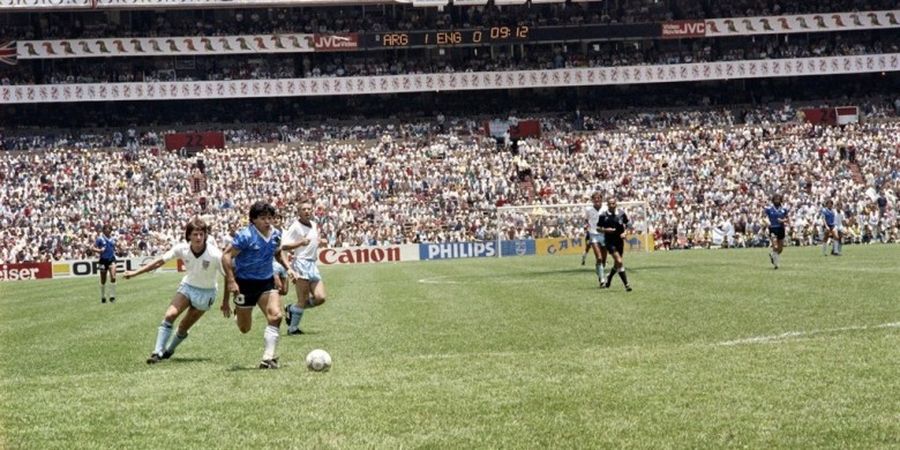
[0,0,324,9]
[2,54,897,104]
[13,33,365,59]
[17,34,315,59]
[702,9,898,37]
[662,10,899,39]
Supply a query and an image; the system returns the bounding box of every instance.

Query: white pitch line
[417,275,461,284]
[716,321,900,346]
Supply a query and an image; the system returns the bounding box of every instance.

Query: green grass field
[2,245,899,449]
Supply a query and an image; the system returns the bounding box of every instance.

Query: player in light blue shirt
[763,194,789,269]
[222,201,290,369]
[93,224,118,303]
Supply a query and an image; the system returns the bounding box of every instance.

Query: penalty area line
[715,321,900,346]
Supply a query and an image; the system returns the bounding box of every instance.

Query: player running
[764,193,789,269]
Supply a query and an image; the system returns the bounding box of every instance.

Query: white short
[177,283,217,311]
[588,231,606,245]
[291,259,321,283]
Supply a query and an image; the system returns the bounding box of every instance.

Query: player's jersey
[820,207,836,227]
[95,235,116,260]
[284,219,319,261]
[833,210,844,231]
[273,260,288,279]
[231,224,281,280]
[162,237,223,289]
[584,205,607,234]
[598,211,629,240]
[764,206,789,228]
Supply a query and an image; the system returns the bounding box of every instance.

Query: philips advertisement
[419,240,535,260]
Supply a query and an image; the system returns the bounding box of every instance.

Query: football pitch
[2,245,899,448]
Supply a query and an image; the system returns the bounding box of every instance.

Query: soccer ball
[305,349,332,372]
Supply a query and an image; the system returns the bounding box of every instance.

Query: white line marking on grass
[417,276,461,284]
[716,321,900,346]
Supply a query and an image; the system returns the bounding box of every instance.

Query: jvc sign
[661,21,706,39]
[313,33,359,51]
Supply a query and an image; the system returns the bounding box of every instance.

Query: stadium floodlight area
[496,201,653,257]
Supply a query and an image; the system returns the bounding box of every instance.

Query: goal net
[495,201,653,257]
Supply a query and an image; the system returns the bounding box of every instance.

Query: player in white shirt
[124,218,224,364]
[582,192,609,287]
[712,217,735,248]
[280,200,330,336]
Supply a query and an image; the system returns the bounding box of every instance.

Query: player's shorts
[234,277,277,308]
[769,227,786,240]
[98,258,116,269]
[825,224,835,231]
[177,283,217,311]
[604,237,625,254]
[588,231,606,246]
[292,259,322,283]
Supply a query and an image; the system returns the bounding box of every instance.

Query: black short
[769,227,786,240]
[604,237,625,254]
[98,258,116,269]
[234,277,276,308]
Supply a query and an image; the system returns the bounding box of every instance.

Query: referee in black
[597,197,632,291]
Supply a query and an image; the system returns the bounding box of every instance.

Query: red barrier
[164,131,225,152]
[0,262,52,281]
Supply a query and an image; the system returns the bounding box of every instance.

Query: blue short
[292,259,321,282]
[588,231,606,245]
[177,283,217,311]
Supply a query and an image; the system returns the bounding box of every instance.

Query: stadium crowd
[4,0,896,41]
[1,106,898,263]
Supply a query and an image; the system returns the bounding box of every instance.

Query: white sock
[262,325,279,360]
[154,320,173,356]
[100,283,106,298]
[109,282,116,298]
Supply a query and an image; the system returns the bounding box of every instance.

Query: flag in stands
[0,41,16,65]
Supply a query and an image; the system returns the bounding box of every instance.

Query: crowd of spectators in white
[1,103,897,263]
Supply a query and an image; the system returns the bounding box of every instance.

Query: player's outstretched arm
[123,258,166,280]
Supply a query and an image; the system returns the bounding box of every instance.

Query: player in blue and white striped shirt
[93,224,119,303]
[763,193,789,269]
[222,201,290,369]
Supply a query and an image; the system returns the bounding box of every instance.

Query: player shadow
[226,364,262,372]
[168,357,212,364]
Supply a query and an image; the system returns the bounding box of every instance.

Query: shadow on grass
[168,357,212,364]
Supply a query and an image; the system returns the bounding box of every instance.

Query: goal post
[495,201,654,257]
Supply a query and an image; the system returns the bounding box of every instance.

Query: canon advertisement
[317,244,419,265]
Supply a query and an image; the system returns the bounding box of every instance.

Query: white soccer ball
[305,349,332,372]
